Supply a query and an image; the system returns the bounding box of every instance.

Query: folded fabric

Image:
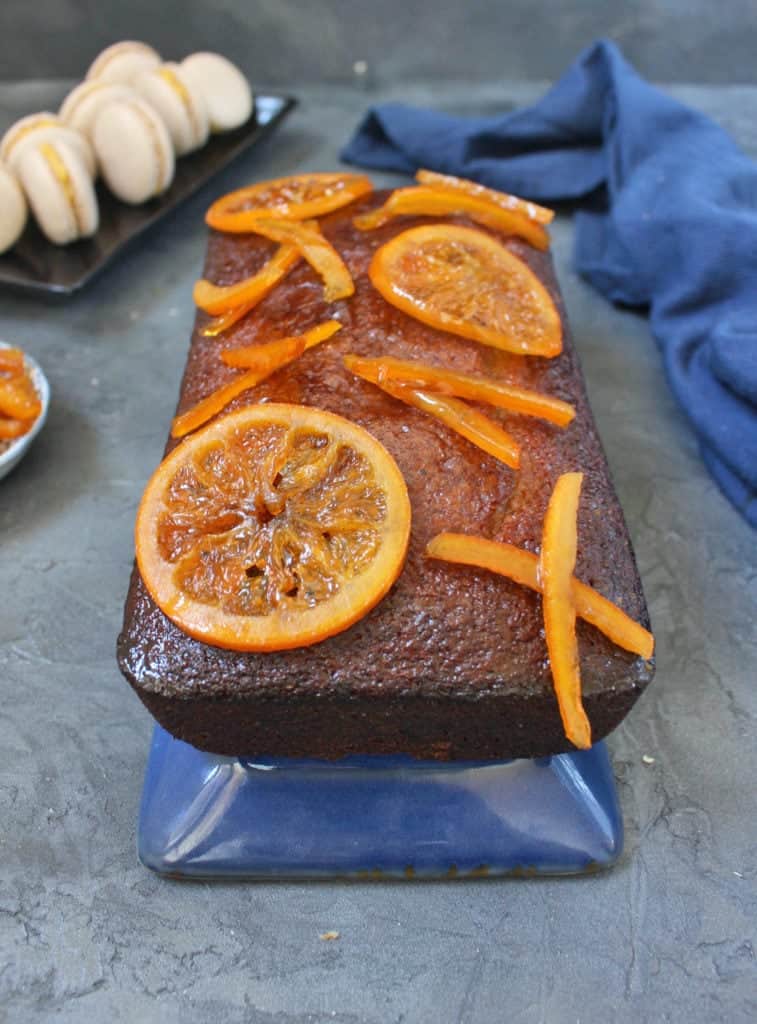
[342,40,757,527]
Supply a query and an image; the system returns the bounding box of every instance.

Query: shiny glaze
[118,191,654,759]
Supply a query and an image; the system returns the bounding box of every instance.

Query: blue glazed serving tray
[138,726,622,879]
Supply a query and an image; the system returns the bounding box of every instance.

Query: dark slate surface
[0,79,755,1023]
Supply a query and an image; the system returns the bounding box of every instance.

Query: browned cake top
[119,191,652,707]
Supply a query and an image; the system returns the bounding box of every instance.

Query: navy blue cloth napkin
[342,40,757,527]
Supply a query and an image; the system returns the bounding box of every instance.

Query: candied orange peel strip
[173,321,343,438]
[202,302,258,338]
[416,169,555,225]
[343,354,575,428]
[194,243,301,316]
[236,218,354,302]
[354,185,549,251]
[206,172,374,232]
[221,320,342,369]
[425,533,654,661]
[540,472,591,748]
[347,359,520,468]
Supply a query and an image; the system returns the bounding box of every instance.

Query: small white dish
[0,340,50,481]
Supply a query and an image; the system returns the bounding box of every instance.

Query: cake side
[117,191,654,759]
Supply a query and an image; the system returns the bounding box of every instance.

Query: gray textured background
[2,0,757,85]
[1,4,757,1023]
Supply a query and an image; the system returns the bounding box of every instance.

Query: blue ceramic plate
[138,727,622,879]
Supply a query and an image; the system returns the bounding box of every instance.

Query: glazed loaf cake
[117,189,654,760]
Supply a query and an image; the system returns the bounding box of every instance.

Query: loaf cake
[117,185,654,760]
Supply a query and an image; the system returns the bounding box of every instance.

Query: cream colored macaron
[86,41,161,84]
[180,53,253,132]
[133,63,209,155]
[60,80,137,138]
[0,113,96,179]
[17,140,98,245]
[0,164,28,253]
[93,97,174,204]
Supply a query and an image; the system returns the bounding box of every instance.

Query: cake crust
[117,191,654,759]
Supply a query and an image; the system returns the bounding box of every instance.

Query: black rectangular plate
[0,93,296,297]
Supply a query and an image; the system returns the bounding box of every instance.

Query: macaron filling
[129,102,170,195]
[38,142,85,234]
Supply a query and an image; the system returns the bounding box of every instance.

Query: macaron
[60,80,137,138]
[86,41,161,84]
[0,113,96,179]
[0,164,28,253]
[180,53,253,132]
[92,97,174,204]
[17,140,98,245]
[133,63,209,155]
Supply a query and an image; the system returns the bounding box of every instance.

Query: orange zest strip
[348,363,520,468]
[540,472,591,749]
[354,186,549,251]
[201,301,257,337]
[206,173,374,232]
[171,370,277,438]
[424,533,654,660]
[235,218,354,302]
[193,244,301,315]
[416,169,555,225]
[221,320,342,369]
[172,322,343,438]
[355,185,549,250]
[343,354,575,428]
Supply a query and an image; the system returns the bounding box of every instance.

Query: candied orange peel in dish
[370,224,562,358]
[206,172,373,232]
[136,404,411,652]
[343,355,575,428]
[194,243,301,316]
[233,217,354,302]
[354,185,550,251]
[0,347,42,441]
[415,169,555,225]
[426,474,655,749]
[172,321,342,438]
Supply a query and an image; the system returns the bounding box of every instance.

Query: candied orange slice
[350,365,520,468]
[416,170,554,225]
[194,243,301,316]
[343,355,575,427]
[206,173,373,232]
[425,533,654,660]
[370,224,562,358]
[236,218,354,302]
[173,321,343,438]
[136,404,411,651]
[221,320,342,369]
[354,186,549,250]
[540,472,591,749]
